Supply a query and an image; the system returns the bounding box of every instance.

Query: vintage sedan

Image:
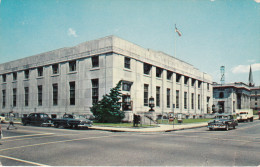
[22,113,53,127]
[208,114,238,131]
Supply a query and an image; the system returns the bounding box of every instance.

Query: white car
[0,116,6,123]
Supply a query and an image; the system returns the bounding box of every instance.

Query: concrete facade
[250,86,260,110]
[0,36,213,120]
[212,82,251,114]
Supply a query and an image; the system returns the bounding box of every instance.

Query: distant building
[213,65,259,114]
[0,35,213,120]
[250,86,260,111]
[212,82,251,114]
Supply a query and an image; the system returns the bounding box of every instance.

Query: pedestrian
[7,111,17,130]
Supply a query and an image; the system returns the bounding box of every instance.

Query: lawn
[93,122,158,128]
[93,118,213,127]
[157,118,213,124]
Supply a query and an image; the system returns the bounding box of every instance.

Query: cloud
[231,63,260,74]
[247,59,256,63]
[68,28,77,37]
[255,0,260,3]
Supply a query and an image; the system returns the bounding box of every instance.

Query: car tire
[233,125,236,129]
[225,125,229,131]
[209,128,213,131]
[23,122,27,126]
[54,123,59,128]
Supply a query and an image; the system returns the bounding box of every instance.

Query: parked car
[208,114,238,131]
[22,113,53,127]
[52,114,93,129]
[0,116,6,123]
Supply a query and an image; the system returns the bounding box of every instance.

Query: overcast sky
[0,0,259,85]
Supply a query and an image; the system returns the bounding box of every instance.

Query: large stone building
[0,36,213,120]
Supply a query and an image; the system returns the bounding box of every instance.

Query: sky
[0,0,259,85]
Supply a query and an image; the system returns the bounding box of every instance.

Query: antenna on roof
[220,66,225,85]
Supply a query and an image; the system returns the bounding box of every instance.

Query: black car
[52,114,93,129]
[22,113,53,127]
[208,114,238,131]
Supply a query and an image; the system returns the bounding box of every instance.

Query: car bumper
[42,123,53,126]
[78,124,92,127]
[208,125,226,129]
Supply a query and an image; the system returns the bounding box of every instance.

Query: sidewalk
[89,116,259,132]
[89,122,208,132]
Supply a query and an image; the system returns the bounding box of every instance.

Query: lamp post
[148,96,155,112]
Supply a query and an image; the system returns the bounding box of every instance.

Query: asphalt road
[0,120,259,166]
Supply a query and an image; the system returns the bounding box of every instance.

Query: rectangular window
[53,84,58,106]
[92,79,99,104]
[70,82,75,105]
[207,83,210,90]
[176,74,181,83]
[2,90,6,108]
[143,63,152,75]
[52,64,59,74]
[25,87,29,106]
[191,93,194,109]
[38,85,42,106]
[156,86,160,107]
[198,81,202,88]
[156,67,163,78]
[92,56,99,68]
[167,71,173,80]
[184,92,187,109]
[192,79,196,86]
[2,74,6,82]
[124,57,131,69]
[13,88,17,107]
[198,94,201,109]
[37,67,43,77]
[176,90,179,108]
[167,88,170,108]
[24,70,30,79]
[184,76,189,85]
[144,84,149,106]
[255,97,257,101]
[13,72,17,81]
[69,61,76,72]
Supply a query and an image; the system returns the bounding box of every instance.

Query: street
[0,120,259,166]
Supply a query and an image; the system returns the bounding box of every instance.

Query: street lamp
[149,96,155,112]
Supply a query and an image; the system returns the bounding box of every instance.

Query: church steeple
[249,65,254,87]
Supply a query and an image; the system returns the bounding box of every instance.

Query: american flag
[175,25,182,37]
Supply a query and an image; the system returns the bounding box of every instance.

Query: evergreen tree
[90,81,125,123]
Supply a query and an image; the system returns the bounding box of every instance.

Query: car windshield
[240,112,247,115]
[73,115,87,120]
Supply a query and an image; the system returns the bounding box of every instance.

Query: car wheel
[209,128,213,131]
[233,125,236,129]
[226,125,229,131]
[23,122,27,126]
[54,123,59,128]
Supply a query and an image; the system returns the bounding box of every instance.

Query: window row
[1,79,99,108]
[144,84,204,110]
[143,62,209,89]
[1,56,100,82]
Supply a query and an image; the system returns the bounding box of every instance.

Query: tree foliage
[90,81,125,123]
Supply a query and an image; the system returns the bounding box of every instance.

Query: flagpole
[174,24,176,58]
[175,25,176,58]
